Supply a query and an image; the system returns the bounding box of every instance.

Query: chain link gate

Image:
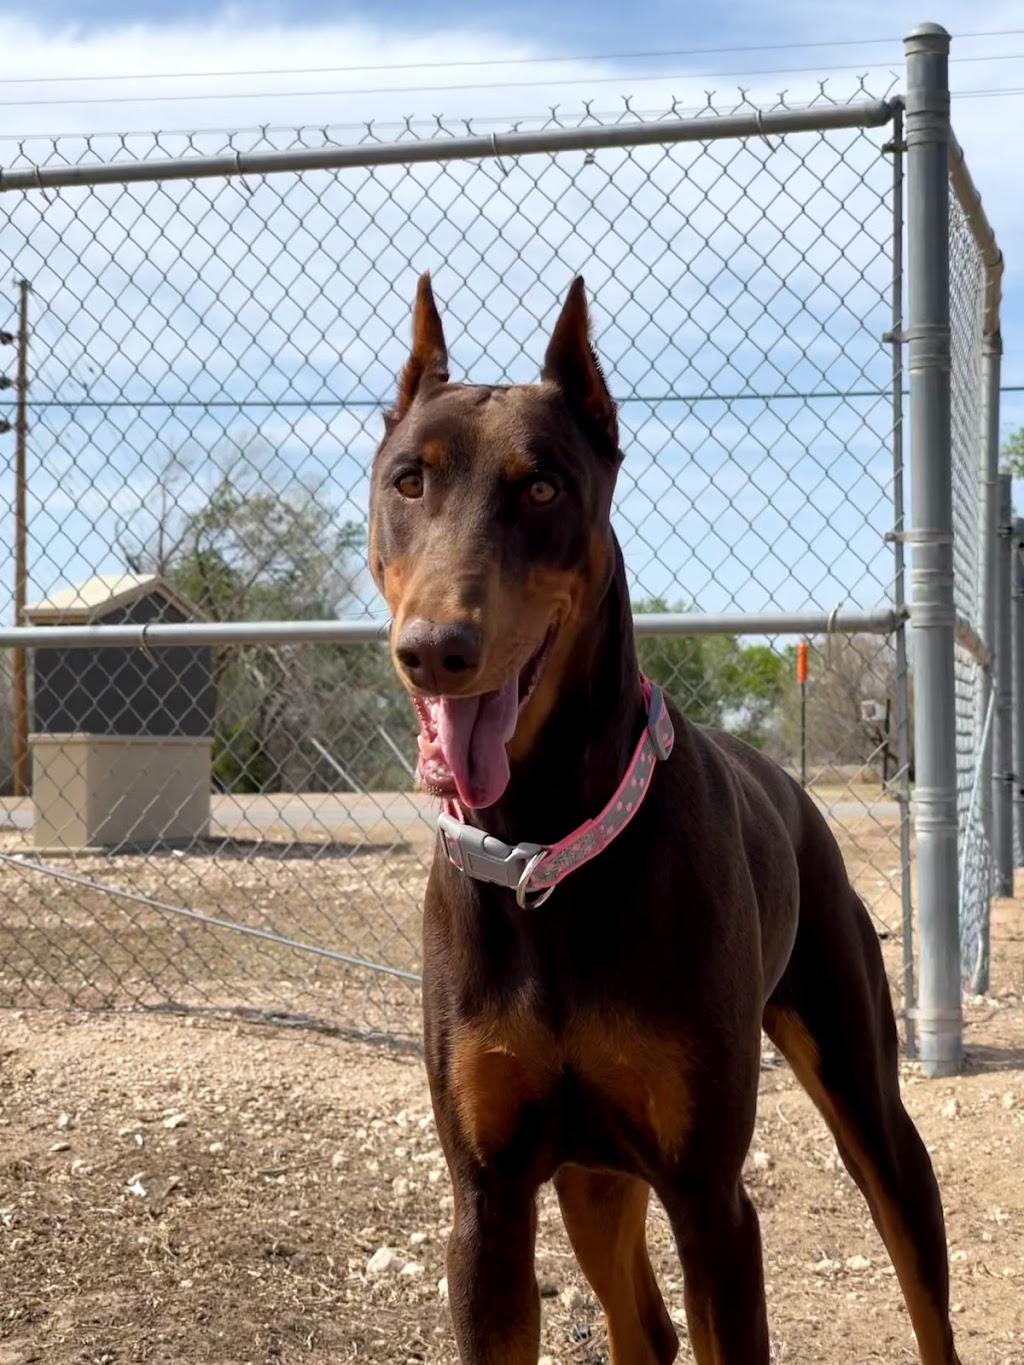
[0,40,1004,1059]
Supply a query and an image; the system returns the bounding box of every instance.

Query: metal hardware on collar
[437,811,546,893]
[515,851,555,910]
[646,683,673,760]
[436,673,674,908]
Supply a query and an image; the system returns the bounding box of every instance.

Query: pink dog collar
[437,674,675,908]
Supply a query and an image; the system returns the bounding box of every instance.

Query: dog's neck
[471,535,644,848]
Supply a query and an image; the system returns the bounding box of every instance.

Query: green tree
[117,438,411,794]
[633,598,723,727]
[1001,426,1024,477]
[632,600,790,747]
[714,639,792,748]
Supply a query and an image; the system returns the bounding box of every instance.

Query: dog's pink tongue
[436,678,519,809]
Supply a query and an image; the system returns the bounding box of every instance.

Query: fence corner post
[904,21,962,1076]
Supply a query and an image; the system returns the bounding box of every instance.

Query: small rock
[162,1113,187,1130]
[950,1249,968,1263]
[393,1177,410,1199]
[560,1285,585,1311]
[751,1149,772,1171]
[409,1231,428,1247]
[940,1099,960,1120]
[208,1141,224,1155]
[56,1112,72,1132]
[1002,1091,1017,1110]
[539,1357,555,1365]
[438,1276,450,1303]
[951,1302,964,1314]
[846,1255,871,1272]
[401,1261,424,1277]
[127,1178,147,1198]
[813,1257,842,1275]
[367,1246,403,1277]
[49,1141,71,1154]
[330,1150,346,1169]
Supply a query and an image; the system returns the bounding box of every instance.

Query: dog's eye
[395,470,424,499]
[527,478,558,507]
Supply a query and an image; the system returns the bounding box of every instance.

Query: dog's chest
[448,1000,693,1173]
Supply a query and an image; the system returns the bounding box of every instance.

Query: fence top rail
[0,608,904,651]
[950,131,1003,347]
[0,98,897,195]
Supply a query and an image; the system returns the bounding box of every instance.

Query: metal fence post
[904,23,961,1075]
[1014,518,1024,867]
[993,474,1014,911]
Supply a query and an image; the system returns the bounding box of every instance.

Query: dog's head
[368,273,623,810]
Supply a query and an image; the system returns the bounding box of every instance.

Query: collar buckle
[437,811,547,901]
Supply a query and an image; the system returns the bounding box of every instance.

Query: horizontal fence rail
[0,608,905,650]
[0,99,896,194]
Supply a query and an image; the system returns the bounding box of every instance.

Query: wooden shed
[27,574,214,852]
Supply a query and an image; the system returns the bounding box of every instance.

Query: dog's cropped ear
[541,277,619,458]
[385,272,449,432]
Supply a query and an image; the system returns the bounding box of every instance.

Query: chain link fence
[949,185,992,994]
[0,66,1005,1055]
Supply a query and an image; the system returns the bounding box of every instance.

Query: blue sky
[0,0,1021,628]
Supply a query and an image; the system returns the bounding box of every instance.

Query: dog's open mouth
[414,631,554,809]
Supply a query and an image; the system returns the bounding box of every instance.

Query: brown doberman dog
[368,273,963,1365]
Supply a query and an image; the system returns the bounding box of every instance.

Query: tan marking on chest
[451,1004,693,1163]
[451,1001,559,1160]
[570,1015,694,1159]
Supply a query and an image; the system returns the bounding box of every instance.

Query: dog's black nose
[395,618,483,693]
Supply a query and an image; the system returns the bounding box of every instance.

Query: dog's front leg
[665,1177,770,1364]
[446,1165,541,1365]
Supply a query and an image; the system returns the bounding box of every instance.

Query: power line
[4,28,1022,90]
[2,50,1023,109]
[957,84,1024,99]
[11,82,1022,143]
[4,386,1024,410]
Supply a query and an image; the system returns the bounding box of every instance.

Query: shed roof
[25,573,202,625]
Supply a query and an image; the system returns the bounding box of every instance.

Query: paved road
[0,790,900,845]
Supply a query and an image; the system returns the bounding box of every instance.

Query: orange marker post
[797,642,809,789]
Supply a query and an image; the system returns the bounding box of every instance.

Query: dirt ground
[0,784,1021,1365]
[1,903,1023,1365]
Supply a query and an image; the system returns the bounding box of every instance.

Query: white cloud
[0,6,1019,620]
